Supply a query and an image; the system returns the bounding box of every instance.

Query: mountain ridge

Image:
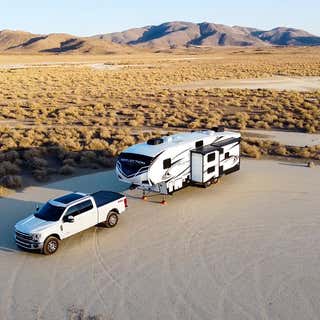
[96,21,320,48]
[0,29,131,54]
[0,21,319,54]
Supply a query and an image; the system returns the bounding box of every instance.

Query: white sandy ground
[171,76,320,91]
[240,129,320,147]
[0,62,124,71]
[0,159,320,320]
[0,56,221,70]
[0,62,154,70]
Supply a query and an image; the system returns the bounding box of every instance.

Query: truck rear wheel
[43,236,59,255]
[105,211,118,228]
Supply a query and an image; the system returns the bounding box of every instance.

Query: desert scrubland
[0,47,320,193]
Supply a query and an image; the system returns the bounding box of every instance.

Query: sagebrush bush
[59,165,76,175]
[0,161,21,176]
[241,141,261,159]
[32,169,49,182]
[1,175,23,189]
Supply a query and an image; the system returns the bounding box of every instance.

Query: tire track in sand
[217,224,297,320]
[162,204,212,320]
[92,226,146,318]
[2,254,27,320]
[36,237,81,320]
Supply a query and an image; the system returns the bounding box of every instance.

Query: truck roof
[50,191,124,208]
[50,192,87,207]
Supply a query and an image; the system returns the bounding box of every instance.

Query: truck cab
[14,191,127,255]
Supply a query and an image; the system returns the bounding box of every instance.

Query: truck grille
[15,230,33,241]
[15,230,40,249]
[16,238,32,248]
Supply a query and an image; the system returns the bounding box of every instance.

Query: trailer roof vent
[212,126,225,132]
[147,137,164,145]
[163,136,173,143]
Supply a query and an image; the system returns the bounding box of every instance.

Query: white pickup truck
[14,191,128,255]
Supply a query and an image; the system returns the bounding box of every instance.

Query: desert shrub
[234,112,250,129]
[255,121,270,129]
[79,151,100,168]
[0,186,10,197]
[32,169,49,182]
[59,165,76,175]
[0,137,17,150]
[297,149,311,159]
[23,149,44,161]
[80,151,97,161]
[272,146,287,156]
[241,141,261,159]
[0,161,21,176]
[97,156,114,168]
[29,157,48,169]
[88,139,109,151]
[188,119,202,129]
[63,158,77,167]
[99,128,111,139]
[1,175,23,189]
[4,150,20,162]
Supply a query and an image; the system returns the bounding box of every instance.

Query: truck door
[61,199,96,238]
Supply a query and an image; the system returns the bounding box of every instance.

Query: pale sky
[1,0,319,36]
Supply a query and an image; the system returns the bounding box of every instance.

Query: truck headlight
[32,233,41,241]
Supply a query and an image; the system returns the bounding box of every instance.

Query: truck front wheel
[43,236,60,255]
[105,211,118,228]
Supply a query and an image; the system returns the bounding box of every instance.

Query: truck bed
[91,191,124,208]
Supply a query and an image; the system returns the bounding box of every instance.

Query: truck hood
[15,215,57,234]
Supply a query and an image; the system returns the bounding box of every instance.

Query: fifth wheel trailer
[116,128,241,195]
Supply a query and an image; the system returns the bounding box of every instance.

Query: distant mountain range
[98,22,320,48]
[0,30,129,54]
[1,21,320,54]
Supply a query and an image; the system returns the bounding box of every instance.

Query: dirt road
[171,76,320,91]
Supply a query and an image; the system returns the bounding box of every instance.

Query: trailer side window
[208,166,215,174]
[163,158,171,169]
[225,152,230,159]
[195,140,203,148]
[208,153,216,162]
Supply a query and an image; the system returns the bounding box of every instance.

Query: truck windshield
[34,203,65,221]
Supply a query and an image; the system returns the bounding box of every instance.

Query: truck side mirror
[35,204,40,212]
[64,215,74,223]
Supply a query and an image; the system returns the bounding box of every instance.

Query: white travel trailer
[116,128,241,195]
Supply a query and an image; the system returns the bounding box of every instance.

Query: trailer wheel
[43,236,59,255]
[204,180,212,188]
[105,211,119,228]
